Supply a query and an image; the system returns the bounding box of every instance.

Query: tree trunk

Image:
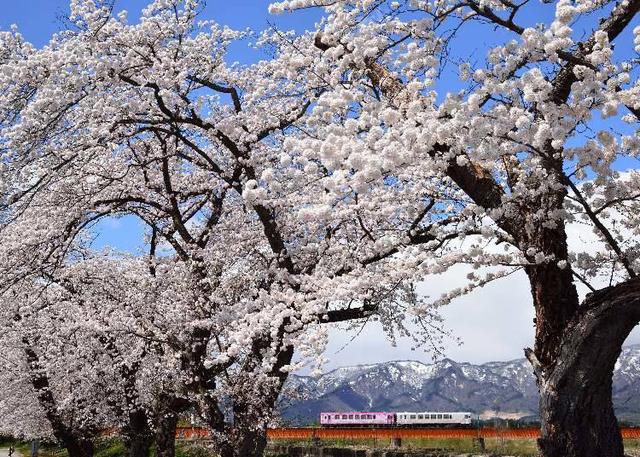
[217,427,268,457]
[125,436,151,457]
[154,411,178,457]
[64,437,94,457]
[23,343,95,457]
[207,343,294,457]
[122,409,152,457]
[528,277,640,457]
[538,368,622,457]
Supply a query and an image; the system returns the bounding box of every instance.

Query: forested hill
[280,345,640,425]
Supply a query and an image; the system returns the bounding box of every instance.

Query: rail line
[175,427,640,440]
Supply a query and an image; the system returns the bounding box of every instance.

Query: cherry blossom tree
[267,1,640,456]
[0,1,444,456]
[0,256,183,457]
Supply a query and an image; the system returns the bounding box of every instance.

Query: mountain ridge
[280,345,640,425]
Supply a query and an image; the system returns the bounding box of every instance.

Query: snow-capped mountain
[279,345,640,425]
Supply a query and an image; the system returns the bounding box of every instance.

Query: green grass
[269,437,537,455]
[625,439,640,450]
[13,442,67,457]
[3,437,638,457]
[269,437,640,456]
[0,438,216,457]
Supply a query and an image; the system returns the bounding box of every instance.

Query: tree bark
[207,343,294,457]
[122,408,152,457]
[23,343,95,457]
[64,439,94,457]
[216,425,268,457]
[525,234,580,367]
[154,410,178,457]
[528,277,640,457]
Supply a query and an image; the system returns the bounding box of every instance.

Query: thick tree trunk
[528,277,640,457]
[23,343,95,457]
[122,409,152,457]
[217,427,268,457]
[156,412,178,457]
[64,438,94,457]
[207,343,294,457]
[538,368,622,457]
[154,410,178,457]
[125,435,151,457]
[524,220,580,368]
[153,393,193,457]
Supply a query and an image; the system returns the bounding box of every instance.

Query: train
[320,411,473,427]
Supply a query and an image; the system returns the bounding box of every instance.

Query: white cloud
[322,217,640,368]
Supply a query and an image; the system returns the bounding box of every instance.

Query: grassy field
[3,437,640,456]
[270,437,535,455]
[269,437,640,456]
[2,438,212,457]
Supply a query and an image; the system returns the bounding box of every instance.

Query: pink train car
[320,412,395,427]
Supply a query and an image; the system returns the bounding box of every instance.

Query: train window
[342,415,347,419]
[348,415,353,419]
[431,414,436,419]
[335,415,340,419]
[355,415,360,419]
[410,414,416,419]
[437,414,443,419]
[418,414,423,419]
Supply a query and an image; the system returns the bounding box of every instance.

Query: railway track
[175,427,640,440]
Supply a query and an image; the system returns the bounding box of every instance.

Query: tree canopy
[0,1,639,456]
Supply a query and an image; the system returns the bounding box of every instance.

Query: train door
[386,413,395,426]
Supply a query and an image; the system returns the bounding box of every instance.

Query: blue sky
[0,0,321,48]
[0,0,323,253]
[3,1,639,366]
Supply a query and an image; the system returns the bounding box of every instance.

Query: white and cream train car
[396,411,473,427]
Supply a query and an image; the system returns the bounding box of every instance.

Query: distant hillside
[279,345,640,425]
